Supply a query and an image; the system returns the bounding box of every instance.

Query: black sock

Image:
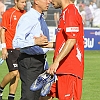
[0,86,4,95]
[8,94,15,100]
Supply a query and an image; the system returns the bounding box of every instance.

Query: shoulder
[63,5,80,21]
[3,8,15,15]
[23,10,39,21]
[18,13,37,25]
[6,7,14,12]
[65,4,79,16]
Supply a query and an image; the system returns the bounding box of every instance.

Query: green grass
[0,50,100,100]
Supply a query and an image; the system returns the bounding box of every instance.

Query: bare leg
[9,72,20,94]
[0,70,19,90]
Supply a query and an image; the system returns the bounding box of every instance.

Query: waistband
[20,53,47,59]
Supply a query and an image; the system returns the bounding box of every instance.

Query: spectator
[93,4,100,27]
[77,0,84,10]
[92,0,97,10]
[79,5,86,26]
[84,3,93,27]
[89,0,95,15]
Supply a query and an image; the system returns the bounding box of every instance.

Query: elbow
[73,39,76,45]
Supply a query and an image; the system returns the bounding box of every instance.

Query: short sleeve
[64,9,80,39]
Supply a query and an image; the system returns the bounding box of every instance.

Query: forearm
[13,38,35,49]
[1,28,6,43]
[13,35,48,49]
[54,39,76,63]
[42,42,55,48]
[1,28,8,59]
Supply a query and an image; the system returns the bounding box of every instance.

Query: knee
[16,71,20,79]
[10,70,19,78]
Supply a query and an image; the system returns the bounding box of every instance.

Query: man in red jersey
[0,0,26,100]
[41,0,84,100]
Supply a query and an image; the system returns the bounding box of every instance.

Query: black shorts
[6,49,20,72]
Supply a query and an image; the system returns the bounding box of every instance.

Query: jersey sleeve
[64,9,80,39]
[1,11,9,29]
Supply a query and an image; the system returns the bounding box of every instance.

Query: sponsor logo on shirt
[66,27,79,32]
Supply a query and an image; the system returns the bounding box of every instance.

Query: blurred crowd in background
[0,0,100,28]
[77,0,100,28]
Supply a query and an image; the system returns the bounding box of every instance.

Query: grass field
[0,50,100,100]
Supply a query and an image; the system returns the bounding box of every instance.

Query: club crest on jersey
[13,15,17,20]
[66,27,79,32]
[57,28,62,32]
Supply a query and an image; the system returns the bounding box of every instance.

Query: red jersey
[1,8,26,49]
[54,4,84,79]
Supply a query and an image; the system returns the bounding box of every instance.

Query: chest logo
[13,15,17,20]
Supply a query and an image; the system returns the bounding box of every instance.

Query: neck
[62,0,73,10]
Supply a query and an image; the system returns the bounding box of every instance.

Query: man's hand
[41,42,55,48]
[47,61,59,75]
[34,34,48,46]
[2,48,8,60]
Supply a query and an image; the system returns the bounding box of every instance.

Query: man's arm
[1,28,6,43]
[40,42,55,48]
[47,39,76,75]
[1,28,8,59]
[34,34,49,46]
[13,19,48,49]
[54,39,76,63]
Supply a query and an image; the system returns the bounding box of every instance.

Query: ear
[14,0,18,4]
[34,0,39,5]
